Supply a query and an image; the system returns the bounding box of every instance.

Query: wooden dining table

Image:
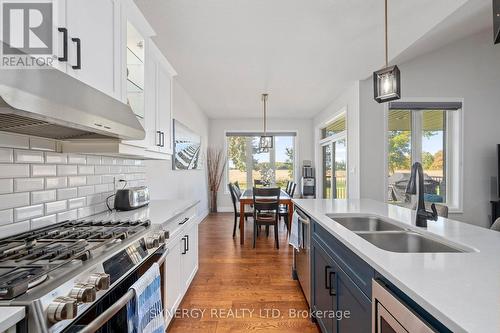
[238,189,294,245]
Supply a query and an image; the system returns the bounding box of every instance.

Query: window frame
[319,112,348,199]
[384,99,463,212]
[224,131,298,194]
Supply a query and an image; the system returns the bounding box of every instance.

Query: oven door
[372,279,436,333]
[62,248,167,333]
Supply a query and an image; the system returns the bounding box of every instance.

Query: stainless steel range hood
[0,69,145,141]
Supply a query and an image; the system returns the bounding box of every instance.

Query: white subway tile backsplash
[0,179,13,194]
[29,137,56,151]
[68,197,86,209]
[68,154,86,164]
[0,148,13,163]
[0,164,30,178]
[31,164,56,177]
[0,136,145,235]
[31,190,56,204]
[31,214,57,228]
[78,165,94,175]
[14,178,44,192]
[94,184,108,194]
[0,209,13,226]
[86,194,101,206]
[94,166,110,175]
[0,220,29,237]
[86,175,101,185]
[14,204,43,221]
[78,185,94,197]
[45,152,67,164]
[78,206,93,219]
[14,150,44,163]
[86,156,101,165]
[57,165,77,176]
[45,177,67,189]
[68,176,86,187]
[101,175,114,184]
[0,192,30,210]
[57,209,78,222]
[57,188,77,200]
[45,200,67,214]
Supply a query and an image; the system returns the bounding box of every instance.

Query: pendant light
[258,93,272,153]
[373,0,401,103]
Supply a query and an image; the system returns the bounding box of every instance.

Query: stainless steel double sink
[328,216,466,253]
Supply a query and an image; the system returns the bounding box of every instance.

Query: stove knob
[47,296,78,323]
[145,236,159,249]
[69,283,96,303]
[88,273,111,291]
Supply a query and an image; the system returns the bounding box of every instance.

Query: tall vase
[210,190,218,213]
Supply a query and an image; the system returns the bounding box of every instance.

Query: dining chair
[285,181,292,194]
[228,183,252,238]
[279,182,297,230]
[252,187,281,249]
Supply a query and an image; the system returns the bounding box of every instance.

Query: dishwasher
[292,208,311,306]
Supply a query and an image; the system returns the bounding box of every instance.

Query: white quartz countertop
[293,198,500,333]
[90,199,199,225]
[0,307,25,331]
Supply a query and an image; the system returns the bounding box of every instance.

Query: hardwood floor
[167,213,320,333]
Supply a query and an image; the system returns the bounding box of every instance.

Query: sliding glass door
[322,138,347,199]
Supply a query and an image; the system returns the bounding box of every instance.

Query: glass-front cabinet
[126,22,145,119]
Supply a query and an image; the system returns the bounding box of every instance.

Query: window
[387,102,462,209]
[227,133,295,190]
[320,113,348,199]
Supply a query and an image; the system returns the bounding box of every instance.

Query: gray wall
[209,117,313,211]
[359,31,500,227]
[146,81,209,217]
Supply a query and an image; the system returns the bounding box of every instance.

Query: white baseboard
[216,206,233,213]
[197,209,209,223]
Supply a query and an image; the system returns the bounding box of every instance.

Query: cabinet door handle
[329,271,336,296]
[185,235,189,252]
[58,28,68,62]
[181,237,187,254]
[325,266,332,289]
[178,217,189,225]
[160,132,165,147]
[71,38,81,70]
[156,131,162,146]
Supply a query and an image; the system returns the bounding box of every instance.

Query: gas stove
[0,219,168,333]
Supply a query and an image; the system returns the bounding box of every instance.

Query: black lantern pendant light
[258,94,272,152]
[373,0,401,103]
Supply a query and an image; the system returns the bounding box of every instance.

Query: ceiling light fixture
[373,0,401,103]
[258,93,272,153]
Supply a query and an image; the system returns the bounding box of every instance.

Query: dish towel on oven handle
[127,262,165,333]
[288,211,302,251]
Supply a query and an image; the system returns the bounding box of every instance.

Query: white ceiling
[135,0,485,119]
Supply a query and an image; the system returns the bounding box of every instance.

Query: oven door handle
[79,248,169,333]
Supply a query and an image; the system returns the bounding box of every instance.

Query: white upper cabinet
[148,43,176,155]
[65,0,120,99]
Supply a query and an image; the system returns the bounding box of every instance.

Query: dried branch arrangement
[207,146,227,212]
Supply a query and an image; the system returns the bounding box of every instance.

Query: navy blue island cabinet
[310,217,453,333]
[311,221,373,333]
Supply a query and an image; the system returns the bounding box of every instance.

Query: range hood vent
[0,69,145,141]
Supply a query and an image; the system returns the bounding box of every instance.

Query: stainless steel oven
[372,279,436,333]
[293,208,311,306]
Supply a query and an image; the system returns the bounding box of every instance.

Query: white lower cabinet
[164,218,199,328]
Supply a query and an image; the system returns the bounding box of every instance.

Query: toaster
[114,186,150,211]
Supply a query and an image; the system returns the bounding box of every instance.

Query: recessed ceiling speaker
[494,0,500,44]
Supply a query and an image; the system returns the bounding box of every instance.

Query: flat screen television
[495,0,500,44]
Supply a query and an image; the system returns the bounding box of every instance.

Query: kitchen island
[293,198,500,333]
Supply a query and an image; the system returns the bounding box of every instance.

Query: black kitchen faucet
[405,162,438,227]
